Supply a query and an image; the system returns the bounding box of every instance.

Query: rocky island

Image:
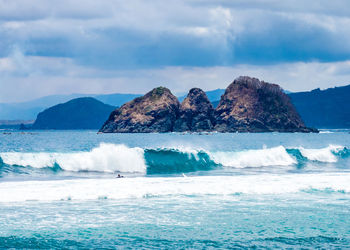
[100,87,179,133]
[214,76,316,132]
[100,76,317,133]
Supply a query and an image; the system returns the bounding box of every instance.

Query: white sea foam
[0,143,146,173]
[0,152,57,168]
[210,146,296,168]
[298,145,342,163]
[1,173,350,202]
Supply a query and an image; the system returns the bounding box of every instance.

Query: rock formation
[174,88,215,132]
[214,76,316,132]
[100,87,180,133]
[100,77,317,133]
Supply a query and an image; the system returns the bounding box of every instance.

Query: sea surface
[1,130,350,248]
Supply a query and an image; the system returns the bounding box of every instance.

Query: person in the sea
[117,174,124,178]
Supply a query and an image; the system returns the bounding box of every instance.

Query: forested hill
[288,85,350,128]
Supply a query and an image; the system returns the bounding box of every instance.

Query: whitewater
[0,143,348,174]
[1,130,350,248]
[1,173,350,203]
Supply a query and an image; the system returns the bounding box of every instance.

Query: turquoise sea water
[1,130,350,248]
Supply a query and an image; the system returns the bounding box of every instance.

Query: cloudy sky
[1,0,350,102]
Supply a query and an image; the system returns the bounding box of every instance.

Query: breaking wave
[0,143,349,175]
[209,146,296,168]
[0,144,146,174]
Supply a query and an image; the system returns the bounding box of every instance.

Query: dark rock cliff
[214,76,316,132]
[174,88,215,132]
[100,87,180,133]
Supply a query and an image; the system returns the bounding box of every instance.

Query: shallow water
[0,130,350,248]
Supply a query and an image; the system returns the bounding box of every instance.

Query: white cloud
[1,54,350,102]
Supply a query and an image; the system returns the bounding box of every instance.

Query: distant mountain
[283,90,293,94]
[0,104,43,120]
[288,85,350,128]
[211,100,220,108]
[32,97,116,130]
[93,93,141,106]
[0,120,34,129]
[178,88,225,103]
[205,88,225,103]
[0,93,141,120]
[0,94,87,120]
[1,90,222,120]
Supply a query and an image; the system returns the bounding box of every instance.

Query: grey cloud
[0,0,348,65]
[1,54,350,102]
[0,0,350,102]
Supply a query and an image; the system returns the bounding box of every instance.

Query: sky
[1,0,350,102]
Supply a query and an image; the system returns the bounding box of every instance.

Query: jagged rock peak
[181,88,212,110]
[144,86,173,100]
[174,88,215,132]
[226,76,282,94]
[215,76,317,133]
[99,86,180,133]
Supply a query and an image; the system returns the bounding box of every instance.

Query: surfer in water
[117,174,124,178]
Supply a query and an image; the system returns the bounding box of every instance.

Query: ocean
[0,130,350,248]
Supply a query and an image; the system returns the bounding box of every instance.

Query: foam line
[1,173,350,202]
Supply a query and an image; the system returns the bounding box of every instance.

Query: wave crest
[0,144,349,175]
[210,146,296,168]
[0,143,146,174]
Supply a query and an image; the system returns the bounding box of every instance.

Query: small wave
[319,131,334,134]
[297,145,345,163]
[301,187,347,194]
